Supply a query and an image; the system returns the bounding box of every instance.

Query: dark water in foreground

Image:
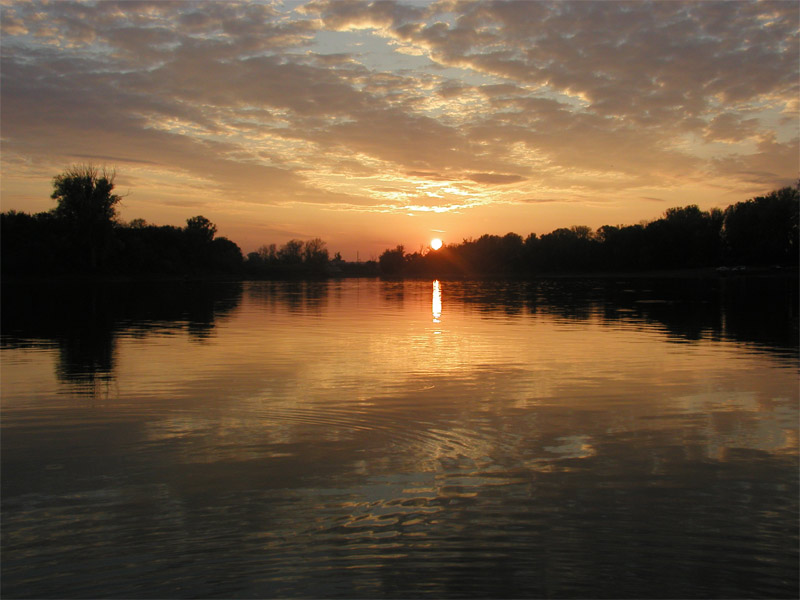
[2,277,798,599]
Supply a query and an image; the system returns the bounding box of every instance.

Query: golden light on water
[432,280,442,323]
[431,238,443,250]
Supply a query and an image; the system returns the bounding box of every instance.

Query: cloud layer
[1,0,797,252]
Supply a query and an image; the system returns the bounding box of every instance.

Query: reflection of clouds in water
[544,435,596,459]
[109,280,798,479]
[5,279,796,474]
[677,391,798,458]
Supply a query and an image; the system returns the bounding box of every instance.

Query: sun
[431,238,443,250]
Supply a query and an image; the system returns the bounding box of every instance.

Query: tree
[51,164,121,269]
[185,215,217,243]
[128,218,148,229]
[278,239,304,265]
[535,227,599,271]
[52,165,121,226]
[257,244,278,264]
[723,187,799,265]
[642,205,723,268]
[379,245,406,275]
[596,224,647,270]
[209,237,244,272]
[303,238,329,273]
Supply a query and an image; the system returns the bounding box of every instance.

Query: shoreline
[1,265,797,285]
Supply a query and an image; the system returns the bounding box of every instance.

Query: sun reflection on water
[432,280,442,323]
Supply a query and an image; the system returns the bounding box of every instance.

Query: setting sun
[431,238,443,250]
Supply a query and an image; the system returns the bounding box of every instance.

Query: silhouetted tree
[595,224,647,270]
[303,238,329,273]
[185,215,217,243]
[113,224,187,274]
[278,239,304,265]
[643,205,722,268]
[51,164,121,270]
[210,237,244,272]
[244,238,336,277]
[259,244,278,264]
[722,187,799,265]
[182,215,218,272]
[379,245,406,275]
[1,210,67,275]
[534,226,599,272]
[4,171,248,279]
[128,218,148,229]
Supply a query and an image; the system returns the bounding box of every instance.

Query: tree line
[0,165,368,279]
[1,166,243,278]
[1,166,797,280]
[380,187,799,277]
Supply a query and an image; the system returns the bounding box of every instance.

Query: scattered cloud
[468,173,526,185]
[0,0,797,255]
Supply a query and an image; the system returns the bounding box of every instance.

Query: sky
[1,0,798,259]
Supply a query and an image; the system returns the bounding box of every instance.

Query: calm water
[2,277,798,599]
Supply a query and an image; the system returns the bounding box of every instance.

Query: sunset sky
[1,0,798,259]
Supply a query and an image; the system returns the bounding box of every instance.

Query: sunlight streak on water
[432,279,442,323]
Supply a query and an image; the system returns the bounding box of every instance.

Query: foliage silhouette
[1,167,245,279]
[185,215,217,243]
[723,187,799,265]
[244,238,334,278]
[378,187,798,277]
[50,165,122,270]
[1,169,797,281]
[378,245,406,276]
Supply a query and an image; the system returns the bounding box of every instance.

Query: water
[2,277,798,598]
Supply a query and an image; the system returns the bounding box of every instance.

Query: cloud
[704,113,761,143]
[0,0,797,227]
[520,197,581,205]
[299,0,425,31]
[467,173,526,185]
[710,134,800,188]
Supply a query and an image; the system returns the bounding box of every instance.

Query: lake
[2,277,798,598]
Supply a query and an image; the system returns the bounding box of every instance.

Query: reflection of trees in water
[247,280,329,313]
[380,280,406,305]
[1,282,243,394]
[2,277,796,394]
[616,277,798,353]
[445,276,798,355]
[55,327,116,393]
[718,277,799,351]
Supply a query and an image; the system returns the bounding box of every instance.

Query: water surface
[2,277,798,598]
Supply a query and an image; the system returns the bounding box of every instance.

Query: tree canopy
[51,165,121,228]
[49,165,123,270]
